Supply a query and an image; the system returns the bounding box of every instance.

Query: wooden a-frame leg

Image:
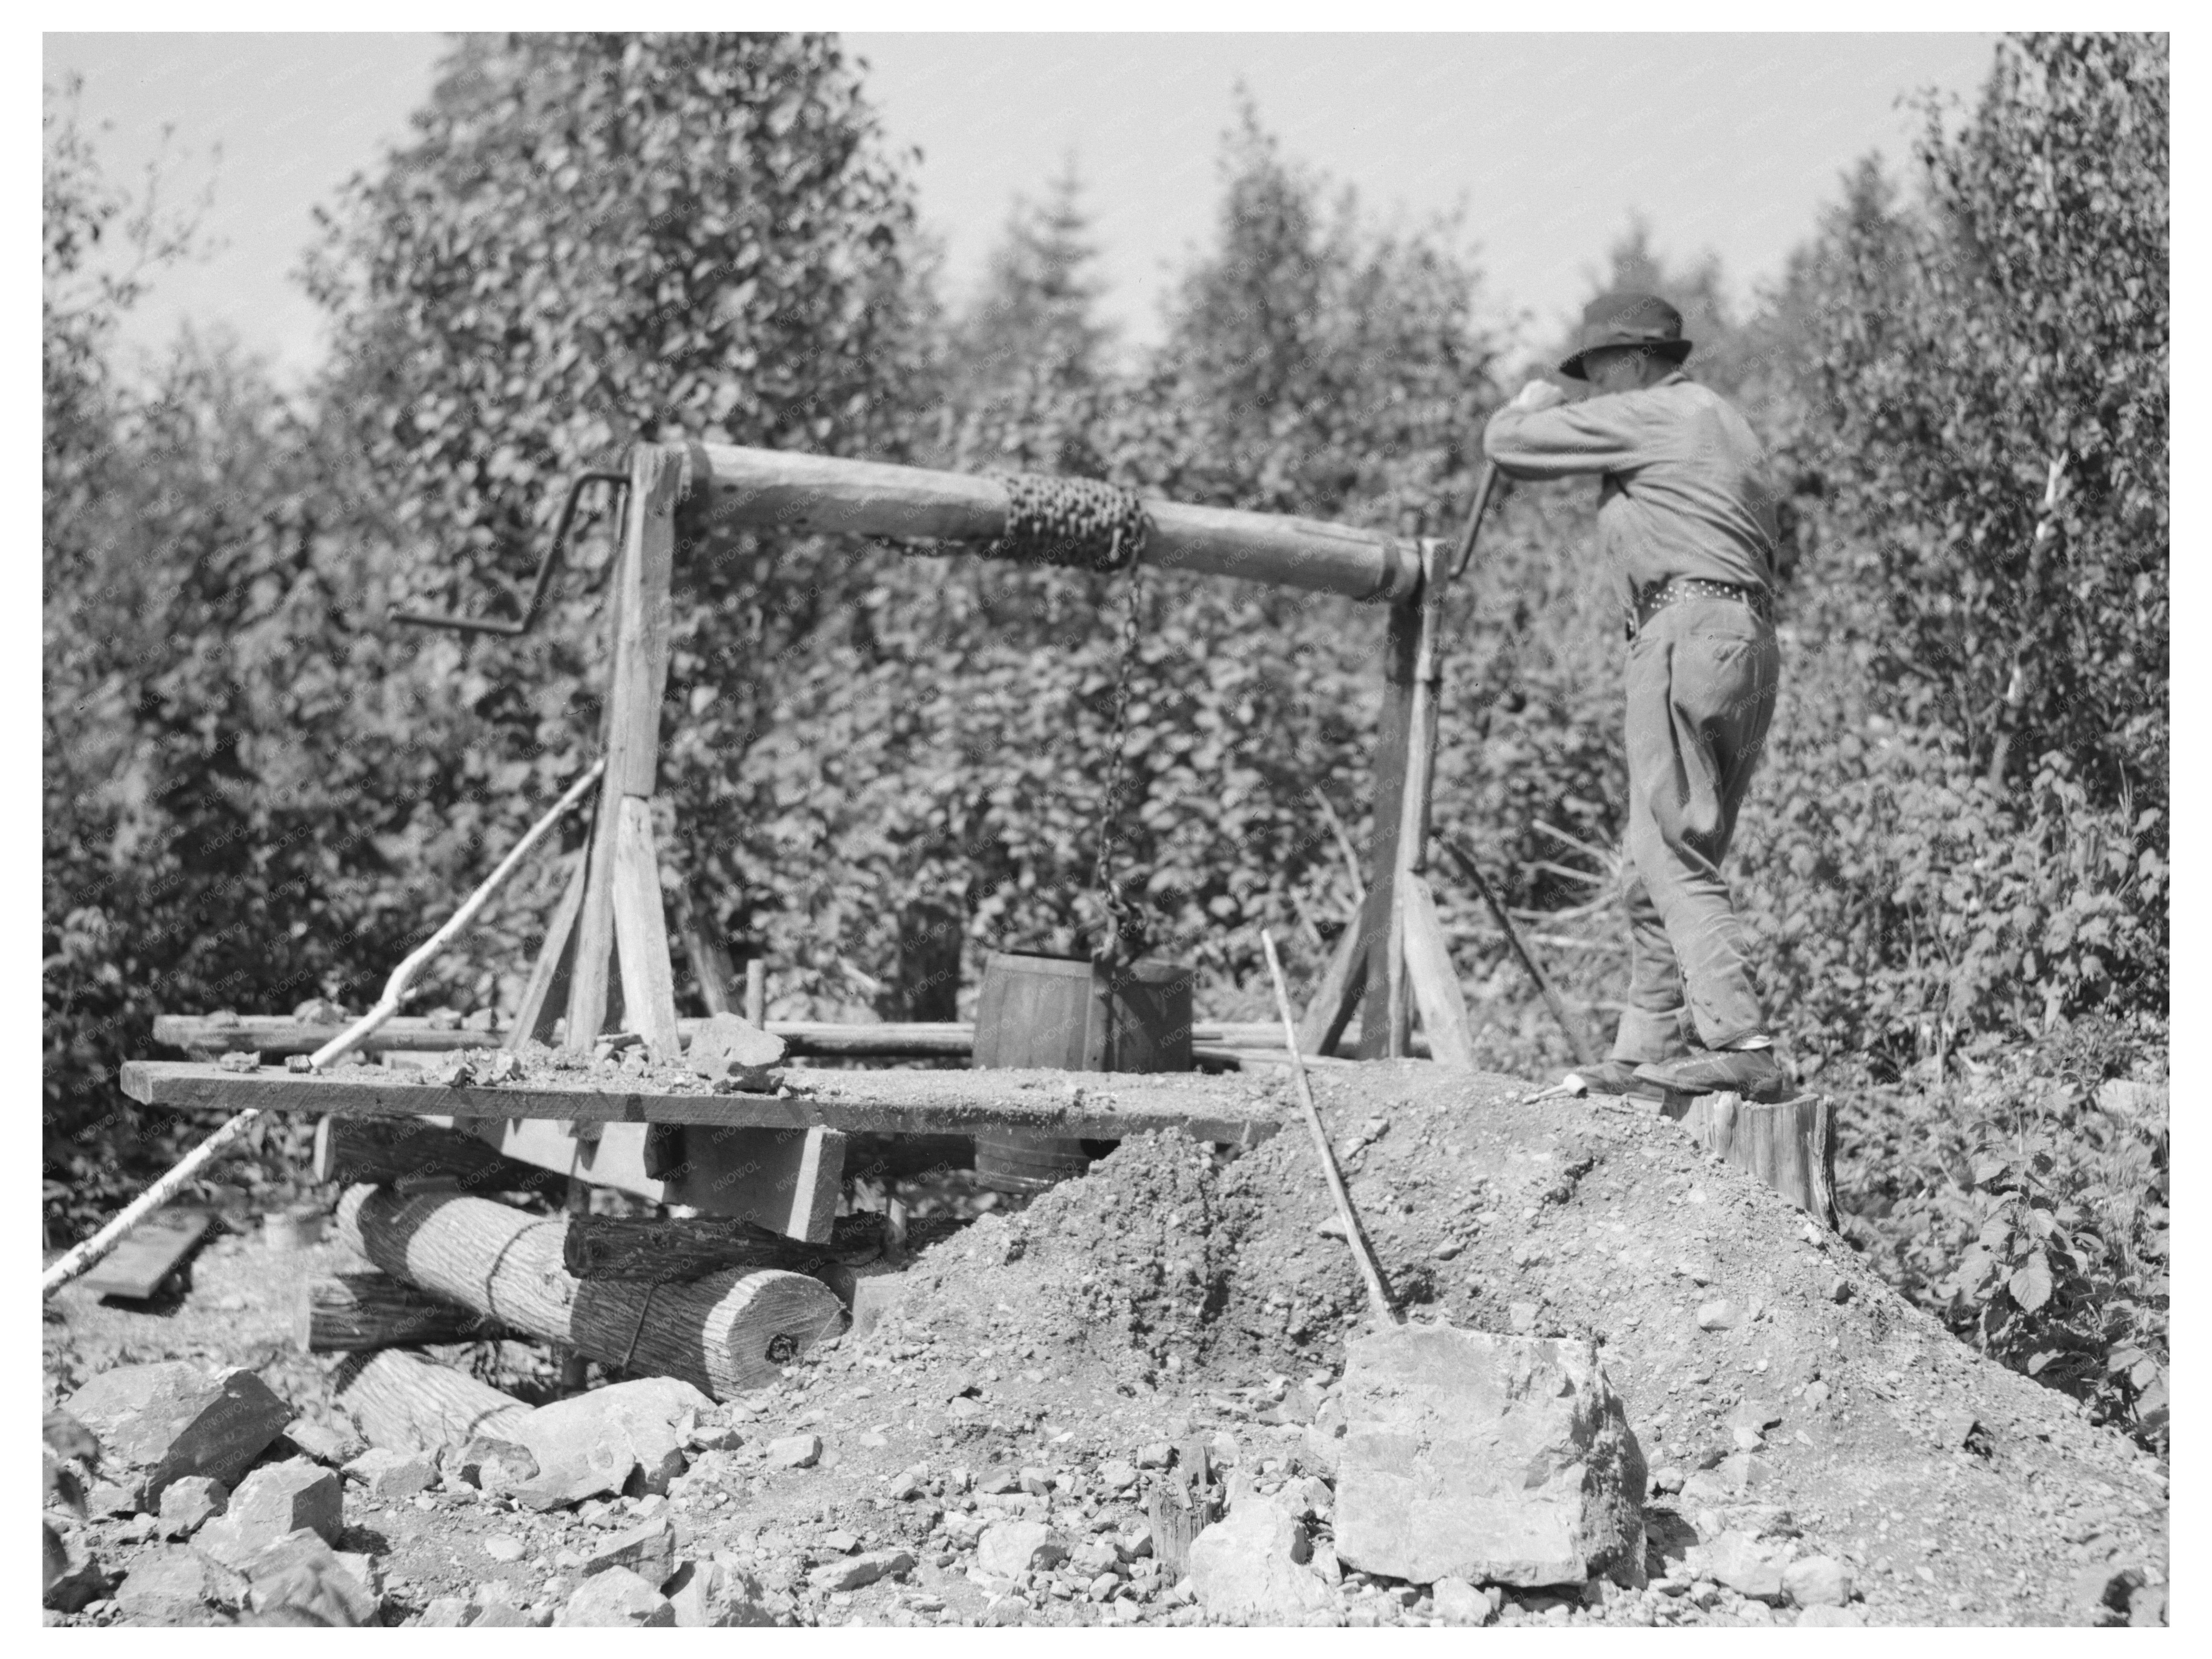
[1403,873,1475,1066]
[611,797,682,1064]
[508,850,589,1051]
[1298,911,1369,1057]
[1357,582,1421,1059]
[672,874,737,1016]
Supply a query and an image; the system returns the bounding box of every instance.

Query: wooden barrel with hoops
[970,951,1196,1194]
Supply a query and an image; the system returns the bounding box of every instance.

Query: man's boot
[1634,1046,1787,1102]
[1577,1058,1672,1099]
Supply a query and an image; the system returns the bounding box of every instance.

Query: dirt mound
[873,1060,2169,1624]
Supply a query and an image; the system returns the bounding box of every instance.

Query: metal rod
[1438,833,1596,1066]
[1260,930,1401,1326]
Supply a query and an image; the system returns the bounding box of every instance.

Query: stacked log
[339,1348,530,1452]
[314,1116,561,1197]
[334,1185,847,1400]
[299,1270,510,1353]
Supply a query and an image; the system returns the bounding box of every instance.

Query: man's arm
[1483,381,1664,481]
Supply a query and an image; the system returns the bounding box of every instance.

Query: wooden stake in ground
[334,1185,848,1399]
[1261,930,1402,1327]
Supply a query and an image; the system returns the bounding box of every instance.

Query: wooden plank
[156,1014,1346,1059]
[1401,874,1476,1067]
[508,849,588,1050]
[687,441,1422,604]
[469,1118,840,1235]
[122,1060,1286,1142]
[611,796,682,1064]
[79,1210,209,1300]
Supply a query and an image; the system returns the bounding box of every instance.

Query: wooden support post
[566,442,683,1056]
[745,960,767,1028]
[611,796,682,1064]
[1360,538,1474,1061]
[1358,567,1422,1058]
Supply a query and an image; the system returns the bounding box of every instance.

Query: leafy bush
[1832,1027,2168,1453]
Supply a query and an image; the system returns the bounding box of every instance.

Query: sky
[44,31,2000,386]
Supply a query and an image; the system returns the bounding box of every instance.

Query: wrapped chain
[987,474,1151,573]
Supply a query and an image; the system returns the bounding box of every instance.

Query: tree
[303,33,941,985]
[1779,33,2167,803]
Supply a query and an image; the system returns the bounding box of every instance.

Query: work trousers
[1607,596,1780,1064]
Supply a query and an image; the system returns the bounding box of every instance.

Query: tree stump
[1676,1093,1838,1227]
[334,1185,848,1400]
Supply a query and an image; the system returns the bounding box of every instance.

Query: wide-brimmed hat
[1558,292,1694,381]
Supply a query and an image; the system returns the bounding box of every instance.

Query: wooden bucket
[971,951,1196,1195]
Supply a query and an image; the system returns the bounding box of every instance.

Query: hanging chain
[1091,534,1150,966]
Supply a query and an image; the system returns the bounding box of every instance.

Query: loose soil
[43,1062,2169,1628]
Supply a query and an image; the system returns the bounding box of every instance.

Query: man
[1483,292,1785,1101]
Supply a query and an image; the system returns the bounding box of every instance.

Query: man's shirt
[1482,371,1780,614]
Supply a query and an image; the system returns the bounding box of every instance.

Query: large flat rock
[1333,1324,1644,1588]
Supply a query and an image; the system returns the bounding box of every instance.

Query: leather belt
[1627,576,1774,641]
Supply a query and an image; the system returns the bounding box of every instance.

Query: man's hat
[1558,292,1694,381]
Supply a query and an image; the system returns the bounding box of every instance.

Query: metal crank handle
[391,469,630,636]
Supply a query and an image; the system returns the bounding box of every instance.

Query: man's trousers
[1607,595,1780,1065]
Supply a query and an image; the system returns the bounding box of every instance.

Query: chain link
[987,474,1149,573]
[1091,551,1149,965]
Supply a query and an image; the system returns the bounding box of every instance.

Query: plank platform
[150,1013,1348,1060]
[119,1061,1287,1145]
[79,1209,210,1300]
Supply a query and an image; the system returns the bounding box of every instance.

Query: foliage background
[45,33,2166,1450]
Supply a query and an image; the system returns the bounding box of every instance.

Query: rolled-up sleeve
[1483,398,1659,481]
